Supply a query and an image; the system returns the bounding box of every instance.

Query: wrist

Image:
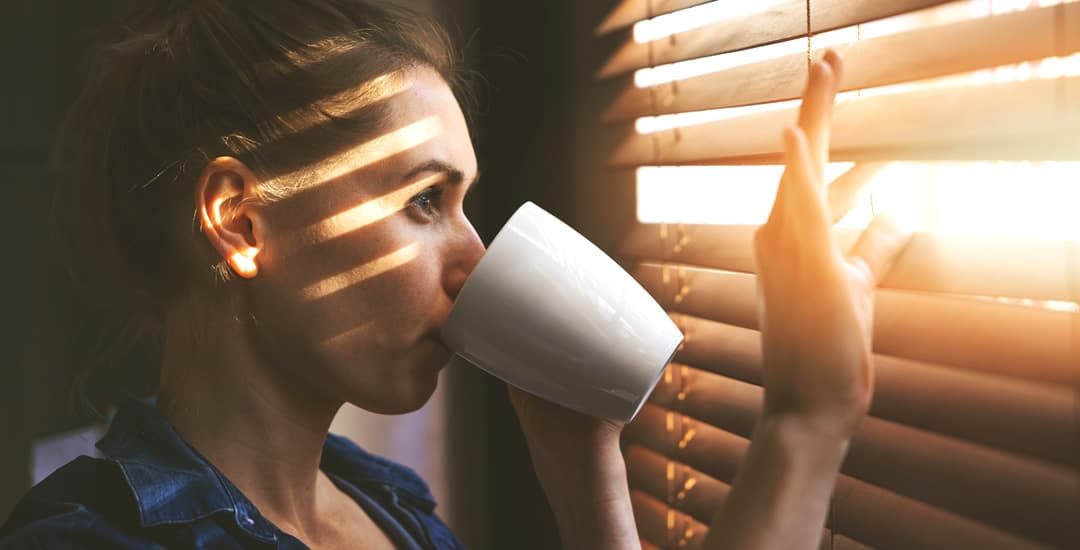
[531,443,639,550]
[762,391,868,442]
[533,439,627,506]
[755,412,853,479]
[703,412,853,549]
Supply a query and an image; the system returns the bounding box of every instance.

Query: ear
[196,157,263,279]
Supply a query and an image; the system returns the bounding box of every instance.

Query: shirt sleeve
[0,506,166,550]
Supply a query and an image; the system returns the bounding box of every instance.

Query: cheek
[355,253,446,333]
[266,246,444,352]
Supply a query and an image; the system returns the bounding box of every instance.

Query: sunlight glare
[637,162,1080,241]
[636,164,854,225]
[633,0,1072,88]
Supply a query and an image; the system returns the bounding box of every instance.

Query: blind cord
[1068,240,1080,543]
[645,0,661,166]
[806,0,813,72]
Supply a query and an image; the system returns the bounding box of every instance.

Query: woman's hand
[704,50,911,550]
[508,386,640,550]
[754,50,907,435]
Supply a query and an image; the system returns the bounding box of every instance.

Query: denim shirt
[0,401,466,549]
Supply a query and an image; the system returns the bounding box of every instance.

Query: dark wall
[0,0,135,520]
[455,0,631,547]
[465,0,578,547]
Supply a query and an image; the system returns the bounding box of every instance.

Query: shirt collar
[96,400,279,543]
[321,433,436,513]
[96,400,437,539]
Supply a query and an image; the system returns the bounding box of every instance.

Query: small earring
[232,251,257,277]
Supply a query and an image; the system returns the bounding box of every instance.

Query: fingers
[763,126,831,242]
[760,51,847,262]
[826,162,886,224]
[847,214,913,284]
[796,50,844,184]
[823,49,845,83]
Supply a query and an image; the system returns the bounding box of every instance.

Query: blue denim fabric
[0,401,466,549]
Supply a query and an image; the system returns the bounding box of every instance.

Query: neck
[157,295,344,534]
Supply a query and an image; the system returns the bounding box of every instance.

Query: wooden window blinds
[593,1,1080,548]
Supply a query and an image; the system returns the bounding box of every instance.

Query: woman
[0,0,906,548]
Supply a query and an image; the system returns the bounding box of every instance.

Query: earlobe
[196,157,263,279]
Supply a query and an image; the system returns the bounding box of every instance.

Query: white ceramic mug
[441,202,683,422]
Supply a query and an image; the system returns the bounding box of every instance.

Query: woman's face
[246,67,483,414]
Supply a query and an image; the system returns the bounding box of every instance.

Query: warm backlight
[634,0,1080,242]
[634,0,1074,87]
[637,161,1080,241]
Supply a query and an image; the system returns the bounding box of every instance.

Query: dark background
[0,1,631,548]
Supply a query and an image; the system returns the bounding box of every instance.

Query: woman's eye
[409,186,443,218]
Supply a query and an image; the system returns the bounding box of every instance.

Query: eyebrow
[402,159,481,195]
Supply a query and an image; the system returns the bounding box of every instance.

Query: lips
[428,306,453,348]
[425,333,454,369]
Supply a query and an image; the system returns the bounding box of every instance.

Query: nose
[443,216,486,300]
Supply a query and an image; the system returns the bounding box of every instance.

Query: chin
[352,370,441,415]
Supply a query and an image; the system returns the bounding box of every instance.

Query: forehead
[366,68,477,182]
[265,67,476,196]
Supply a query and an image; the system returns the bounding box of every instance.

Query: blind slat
[630,464,838,550]
[606,2,1080,120]
[597,0,954,78]
[610,76,1080,166]
[595,0,708,36]
[626,445,729,525]
[632,263,1078,386]
[645,369,1078,545]
[620,224,1077,302]
[664,315,1079,467]
[632,490,709,550]
[625,406,1045,549]
[627,446,994,550]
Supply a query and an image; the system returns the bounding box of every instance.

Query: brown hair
[55,0,471,410]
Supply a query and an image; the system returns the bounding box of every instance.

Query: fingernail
[814,57,833,79]
[849,256,874,283]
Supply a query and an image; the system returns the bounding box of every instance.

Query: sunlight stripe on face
[281,70,411,132]
[313,172,445,241]
[318,321,376,351]
[275,116,443,187]
[300,242,421,301]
